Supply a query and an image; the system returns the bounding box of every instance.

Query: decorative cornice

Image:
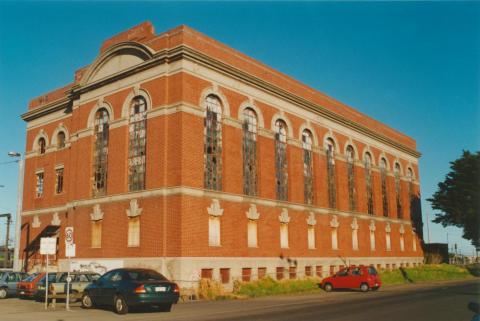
[32,215,41,228]
[369,220,376,232]
[207,199,223,217]
[399,224,405,235]
[385,222,391,233]
[126,199,143,218]
[51,212,61,226]
[330,215,339,228]
[246,204,260,221]
[306,212,317,226]
[279,208,291,224]
[90,204,104,221]
[351,217,359,230]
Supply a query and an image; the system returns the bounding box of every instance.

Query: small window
[316,265,323,278]
[55,168,64,194]
[57,131,66,149]
[38,137,46,154]
[276,267,284,280]
[305,266,312,277]
[242,268,252,282]
[220,268,230,284]
[127,217,140,247]
[36,172,44,197]
[289,266,297,279]
[258,267,267,279]
[201,268,213,279]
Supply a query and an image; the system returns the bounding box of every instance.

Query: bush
[233,277,321,298]
[381,264,474,285]
[197,278,227,300]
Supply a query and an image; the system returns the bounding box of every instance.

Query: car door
[6,273,19,295]
[100,270,124,306]
[349,267,362,288]
[90,271,112,305]
[334,269,349,288]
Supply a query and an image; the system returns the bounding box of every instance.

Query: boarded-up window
[302,130,314,204]
[275,120,288,201]
[242,268,252,282]
[55,168,64,194]
[370,230,376,251]
[276,267,284,280]
[243,108,257,196]
[380,158,389,217]
[307,226,315,249]
[386,232,391,251]
[316,265,323,278]
[280,223,289,249]
[305,266,312,277]
[128,96,147,191]
[289,266,296,279]
[201,268,213,279]
[247,220,258,248]
[400,234,405,251]
[220,268,230,284]
[364,152,374,215]
[326,138,337,209]
[346,145,356,211]
[128,216,140,247]
[258,267,267,279]
[92,108,109,197]
[331,228,338,250]
[91,220,102,248]
[352,228,359,251]
[204,95,222,190]
[394,163,403,219]
[209,216,221,247]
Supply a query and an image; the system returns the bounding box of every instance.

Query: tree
[428,150,480,249]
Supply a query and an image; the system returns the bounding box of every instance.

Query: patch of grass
[233,277,321,298]
[381,264,475,285]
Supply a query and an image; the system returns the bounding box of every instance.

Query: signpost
[65,227,75,311]
[40,237,57,310]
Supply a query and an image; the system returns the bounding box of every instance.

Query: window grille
[128,96,147,191]
[55,168,64,194]
[38,137,46,154]
[394,163,403,219]
[380,158,389,217]
[57,132,66,149]
[302,130,313,204]
[243,108,257,196]
[326,138,336,209]
[364,153,374,215]
[275,120,288,201]
[204,95,222,190]
[346,145,356,211]
[92,108,109,197]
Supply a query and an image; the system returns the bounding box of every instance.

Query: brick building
[19,22,423,286]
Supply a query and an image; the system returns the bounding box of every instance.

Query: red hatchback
[321,265,381,292]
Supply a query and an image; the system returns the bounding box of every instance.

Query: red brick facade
[20,22,423,286]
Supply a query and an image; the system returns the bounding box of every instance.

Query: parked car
[321,265,381,292]
[36,272,100,301]
[81,268,180,314]
[0,271,29,299]
[33,272,64,301]
[17,273,43,298]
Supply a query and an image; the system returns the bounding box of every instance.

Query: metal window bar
[204,95,223,191]
[275,120,288,201]
[128,97,147,191]
[243,108,257,196]
[92,108,109,197]
[302,130,313,205]
[326,142,336,209]
[346,146,356,211]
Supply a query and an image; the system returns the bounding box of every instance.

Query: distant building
[19,22,423,286]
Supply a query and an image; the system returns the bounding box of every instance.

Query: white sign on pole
[40,237,57,255]
[66,243,76,258]
[65,227,74,245]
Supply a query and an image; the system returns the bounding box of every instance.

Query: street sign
[40,237,56,255]
[65,227,74,245]
[66,243,76,258]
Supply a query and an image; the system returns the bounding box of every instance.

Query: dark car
[321,265,381,292]
[0,271,29,299]
[81,268,180,314]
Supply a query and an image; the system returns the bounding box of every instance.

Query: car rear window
[127,270,167,281]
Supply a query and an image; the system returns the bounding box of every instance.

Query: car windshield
[368,267,378,275]
[127,270,167,281]
[23,274,38,282]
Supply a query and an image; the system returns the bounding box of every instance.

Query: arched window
[38,137,46,154]
[243,108,257,196]
[407,167,415,219]
[380,157,389,217]
[346,145,356,211]
[92,108,110,196]
[57,131,66,149]
[302,129,313,204]
[128,96,147,191]
[364,152,374,215]
[204,95,222,190]
[394,163,403,219]
[326,138,336,209]
[275,119,288,201]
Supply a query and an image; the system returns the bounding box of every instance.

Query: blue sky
[0,1,478,255]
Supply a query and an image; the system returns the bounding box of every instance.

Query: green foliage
[427,150,480,248]
[233,277,321,298]
[381,264,474,285]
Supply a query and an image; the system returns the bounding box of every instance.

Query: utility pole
[0,213,12,268]
[425,212,431,244]
[8,151,23,271]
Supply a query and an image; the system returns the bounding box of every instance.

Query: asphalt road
[0,279,478,321]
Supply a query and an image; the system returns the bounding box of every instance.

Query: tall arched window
[407,167,414,219]
[204,95,223,190]
[346,145,356,211]
[57,131,66,149]
[326,138,337,209]
[38,137,46,154]
[380,157,389,217]
[302,129,313,204]
[243,108,258,196]
[364,152,374,215]
[394,163,403,219]
[275,119,288,201]
[93,108,110,196]
[128,96,147,191]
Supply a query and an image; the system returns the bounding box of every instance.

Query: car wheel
[360,283,369,292]
[324,283,333,292]
[69,290,79,303]
[158,303,172,312]
[113,295,128,315]
[0,288,7,299]
[81,293,94,309]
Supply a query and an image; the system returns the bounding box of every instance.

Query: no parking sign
[65,227,74,245]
